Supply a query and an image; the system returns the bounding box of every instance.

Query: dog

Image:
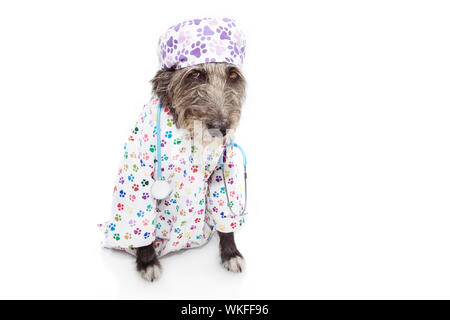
[136,62,246,280]
[100,17,247,281]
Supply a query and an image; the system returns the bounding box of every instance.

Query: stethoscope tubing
[221,162,248,217]
[156,100,163,180]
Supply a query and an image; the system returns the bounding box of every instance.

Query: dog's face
[152,62,246,140]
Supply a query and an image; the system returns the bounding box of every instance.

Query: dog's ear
[151,68,175,107]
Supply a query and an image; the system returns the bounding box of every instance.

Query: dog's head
[152,62,246,140]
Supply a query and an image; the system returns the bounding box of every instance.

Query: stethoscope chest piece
[151,180,172,200]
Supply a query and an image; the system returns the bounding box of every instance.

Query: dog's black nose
[219,127,228,136]
[207,120,229,137]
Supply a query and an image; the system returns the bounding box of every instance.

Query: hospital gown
[99,96,246,257]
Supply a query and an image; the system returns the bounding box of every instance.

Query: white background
[0,0,450,299]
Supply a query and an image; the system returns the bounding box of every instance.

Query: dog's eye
[189,71,202,79]
[229,71,239,80]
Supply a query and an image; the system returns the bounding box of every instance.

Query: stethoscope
[219,142,248,217]
[150,100,248,217]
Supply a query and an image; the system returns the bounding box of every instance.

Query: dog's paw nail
[222,256,245,273]
[140,264,162,282]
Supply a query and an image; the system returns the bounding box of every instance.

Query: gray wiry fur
[151,62,246,136]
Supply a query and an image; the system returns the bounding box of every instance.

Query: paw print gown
[99,96,246,257]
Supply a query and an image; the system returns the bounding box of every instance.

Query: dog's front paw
[140,263,162,282]
[222,255,245,273]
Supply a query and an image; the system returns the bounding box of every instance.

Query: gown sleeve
[102,102,158,251]
[205,146,246,233]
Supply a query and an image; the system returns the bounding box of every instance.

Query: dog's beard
[174,103,241,149]
[172,120,234,168]
[184,119,236,148]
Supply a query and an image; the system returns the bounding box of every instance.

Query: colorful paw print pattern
[99,96,246,257]
[158,17,246,70]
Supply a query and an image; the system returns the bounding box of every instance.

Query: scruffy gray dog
[101,18,248,281]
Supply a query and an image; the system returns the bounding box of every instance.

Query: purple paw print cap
[158,17,246,70]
